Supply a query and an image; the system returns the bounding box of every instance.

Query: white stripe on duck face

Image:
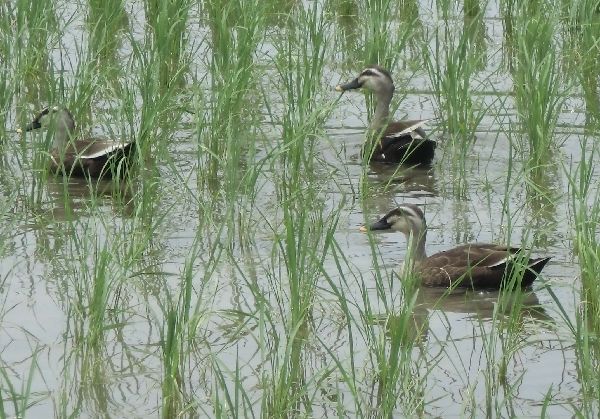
[398,205,422,221]
[361,67,386,78]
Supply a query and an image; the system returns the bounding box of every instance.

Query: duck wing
[370,120,436,165]
[67,139,134,159]
[383,120,430,139]
[417,244,540,289]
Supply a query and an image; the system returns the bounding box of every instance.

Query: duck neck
[369,89,393,133]
[406,230,427,263]
[52,111,75,150]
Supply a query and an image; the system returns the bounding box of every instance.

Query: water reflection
[361,166,437,224]
[382,287,552,344]
[45,176,135,220]
[525,163,559,248]
[368,165,437,196]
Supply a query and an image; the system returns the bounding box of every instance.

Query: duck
[361,203,551,289]
[17,106,135,178]
[336,66,436,166]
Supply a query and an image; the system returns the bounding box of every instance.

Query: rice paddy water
[0,0,598,417]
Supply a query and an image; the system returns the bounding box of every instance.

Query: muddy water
[1,1,593,418]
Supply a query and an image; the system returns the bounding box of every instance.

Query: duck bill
[368,216,392,231]
[335,78,362,92]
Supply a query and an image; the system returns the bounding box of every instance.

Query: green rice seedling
[13,0,57,88]
[249,6,345,414]
[512,4,567,168]
[144,0,193,87]
[547,285,600,416]
[424,14,487,157]
[160,304,185,418]
[562,0,600,127]
[86,0,128,85]
[370,271,426,416]
[111,29,189,228]
[500,0,516,70]
[193,0,268,253]
[153,228,223,417]
[463,1,488,72]
[360,0,414,68]
[199,0,265,195]
[423,6,488,200]
[261,196,344,417]
[523,163,560,248]
[0,348,42,419]
[269,1,332,178]
[476,261,545,417]
[435,0,452,21]
[567,137,600,356]
[0,3,18,136]
[349,210,430,416]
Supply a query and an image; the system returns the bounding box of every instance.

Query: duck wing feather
[66,139,134,159]
[417,244,531,288]
[371,120,436,165]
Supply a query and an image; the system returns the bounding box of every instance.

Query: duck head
[335,65,395,95]
[365,204,426,237]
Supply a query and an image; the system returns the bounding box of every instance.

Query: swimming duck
[18,106,134,178]
[362,204,551,289]
[336,66,436,166]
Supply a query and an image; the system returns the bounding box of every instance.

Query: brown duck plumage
[364,204,551,289]
[336,66,436,166]
[19,106,134,178]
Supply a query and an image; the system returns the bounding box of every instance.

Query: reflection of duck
[335,66,436,166]
[363,204,551,289]
[45,177,135,220]
[379,287,551,344]
[414,286,551,321]
[18,106,135,178]
[368,165,438,197]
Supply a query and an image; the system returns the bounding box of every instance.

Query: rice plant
[512,3,567,168]
[0,0,597,417]
[424,8,487,154]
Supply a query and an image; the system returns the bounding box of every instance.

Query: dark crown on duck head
[359,65,393,84]
[336,65,395,92]
[368,203,425,231]
[387,204,424,225]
